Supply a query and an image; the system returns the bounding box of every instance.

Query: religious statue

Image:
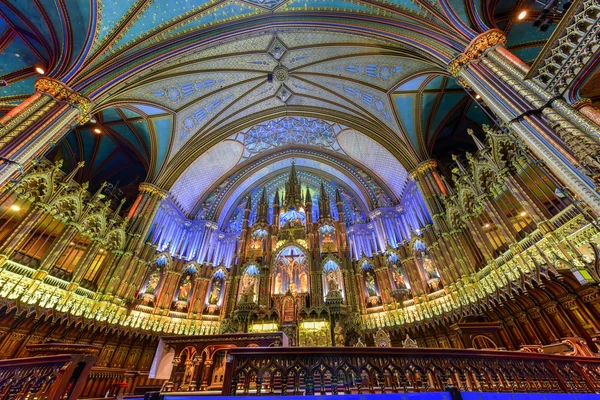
[274,273,282,294]
[391,266,407,289]
[365,271,377,297]
[299,272,308,293]
[241,273,256,294]
[208,279,222,305]
[423,257,440,280]
[327,270,339,292]
[145,269,161,295]
[322,230,334,244]
[178,276,192,301]
[334,324,345,346]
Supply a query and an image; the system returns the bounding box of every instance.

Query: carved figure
[365,270,377,297]
[241,272,257,294]
[299,271,308,292]
[274,273,282,294]
[391,266,407,289]
[146,269,161,295]
[178,276,192,301]
[334,324,345,346]
[208,279,222,305]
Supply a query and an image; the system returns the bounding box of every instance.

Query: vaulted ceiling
[0,0,559,223]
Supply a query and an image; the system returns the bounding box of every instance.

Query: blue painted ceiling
[0,0,559,214]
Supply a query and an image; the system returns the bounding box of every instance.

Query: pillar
[450,30,600,215]
[0,78,92,189]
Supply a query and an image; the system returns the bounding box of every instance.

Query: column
[450,30,600,214]
[0,78,93,188]
[105,183,167,297]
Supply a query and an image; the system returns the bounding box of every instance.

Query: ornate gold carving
[409,159,437,179]
[139,182,168,200]
[448,30,507,77]
[34,77,93,123]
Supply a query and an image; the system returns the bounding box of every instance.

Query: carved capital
[571,97,593,110]
[34,77,93,123]
[579,287,600,303]
[527,306,542,319]
[543,301,559,315]
[448,29,507,77]
[560,294,578,309]
[409,159,437,179]
[139,182,168,200]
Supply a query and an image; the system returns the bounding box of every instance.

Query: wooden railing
[222,347,600,396]
[0,353,97,400]
[80,368,164,398]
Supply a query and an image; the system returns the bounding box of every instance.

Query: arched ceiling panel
[169,140,244,213]
[337,129,408,200]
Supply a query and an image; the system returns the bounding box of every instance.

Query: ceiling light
[89,118,97,124]
[520,211,527,217]
[70,242,75,246]
[93,128,102,134]
[475,94,481,100]
[9,205,20,212]
[484,223,491,228]
[518,10,527,20]
[35,67,45,75]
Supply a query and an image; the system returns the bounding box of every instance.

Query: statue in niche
[274,273,282,294]
[178,276,192,301]
[145,269,161,295]
[376,190,391,208]
[241,273,257,295]
[334,324,345,346]
[365,270,378,297]
[327,270,339,292]
[208,279,222,305]
[299,271,308,293]
[391,265,407,290]
[423,256,440,280]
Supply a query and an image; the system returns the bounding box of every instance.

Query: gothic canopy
[0,0,556,226]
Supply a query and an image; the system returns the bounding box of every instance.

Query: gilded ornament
[138,182,168,200]
[448,30,507,77]
[409,159,437,179]
[34,77,94,123]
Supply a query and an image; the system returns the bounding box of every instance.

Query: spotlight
[533,16,544,27]
[89,118,97,124]
[9,205,20,212]
[475,94,481,100]
[70,242,75,246]
[518,10,527,20]
[35,66,45,75]
[93,128,102,134]
[520,211,527,217]
[484,223,491,228]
